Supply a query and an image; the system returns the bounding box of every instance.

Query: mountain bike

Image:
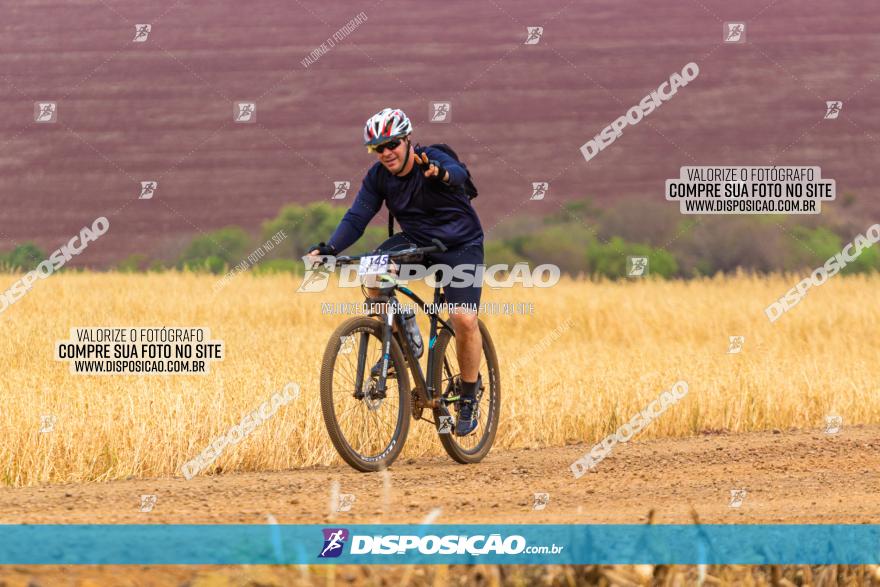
[317,239,501,472]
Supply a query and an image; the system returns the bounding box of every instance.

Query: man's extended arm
[417,148,468,187]
[326,172,383,253]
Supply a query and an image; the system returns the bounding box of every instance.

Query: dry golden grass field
[0,271,878,488]
[4,562,880,587]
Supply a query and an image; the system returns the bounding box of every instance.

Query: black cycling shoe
[454,375,482,436]
[455,398,478,436]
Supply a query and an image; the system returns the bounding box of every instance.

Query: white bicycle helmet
[363,108,412,147]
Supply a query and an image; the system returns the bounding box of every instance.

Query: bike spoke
[437,332,496,452]
[329,327,402,461]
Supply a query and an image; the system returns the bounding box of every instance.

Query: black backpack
[383,143,478,237]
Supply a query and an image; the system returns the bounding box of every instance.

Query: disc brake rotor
[363,379,384,411]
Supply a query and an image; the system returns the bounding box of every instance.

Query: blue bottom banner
[1,524,879,565]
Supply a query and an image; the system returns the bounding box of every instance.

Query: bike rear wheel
[430,319,500,464]
[320,316,412,472]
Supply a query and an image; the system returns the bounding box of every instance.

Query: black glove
[307,242,337,256]
[415,151,448,183]
[428,159,447,182]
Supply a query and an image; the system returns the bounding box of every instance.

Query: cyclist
[307,107,484,436]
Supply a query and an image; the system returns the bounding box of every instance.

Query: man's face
[374,138,409,174]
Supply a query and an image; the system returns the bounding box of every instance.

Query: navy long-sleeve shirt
[327,146,484,253]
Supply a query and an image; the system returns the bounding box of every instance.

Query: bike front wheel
[320,316,412,472]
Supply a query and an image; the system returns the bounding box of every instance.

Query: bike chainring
[411,389,423,420]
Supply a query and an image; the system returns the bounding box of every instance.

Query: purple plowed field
[1,0,877,265]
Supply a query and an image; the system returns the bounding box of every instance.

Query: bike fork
[375,302,395,394]
[353,331,369,398]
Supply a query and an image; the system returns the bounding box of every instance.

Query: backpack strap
[426,143,479,200]
[378,167,395,237]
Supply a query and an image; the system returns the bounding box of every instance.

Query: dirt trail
[2,426,879,525]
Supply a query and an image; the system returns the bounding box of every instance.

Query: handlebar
[333,238,448,266]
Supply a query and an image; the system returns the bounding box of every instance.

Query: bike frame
[362,282,455,414]
[329,240,457,417]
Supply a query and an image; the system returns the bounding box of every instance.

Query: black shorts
[373,232,484,309]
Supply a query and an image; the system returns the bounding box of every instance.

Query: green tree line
[2,199,877,279]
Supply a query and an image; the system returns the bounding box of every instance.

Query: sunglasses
[369,139,402,154]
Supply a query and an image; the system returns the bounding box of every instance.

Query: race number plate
[358,254,389,276]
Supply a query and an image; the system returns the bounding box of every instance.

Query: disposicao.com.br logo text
[318,528,564,558]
